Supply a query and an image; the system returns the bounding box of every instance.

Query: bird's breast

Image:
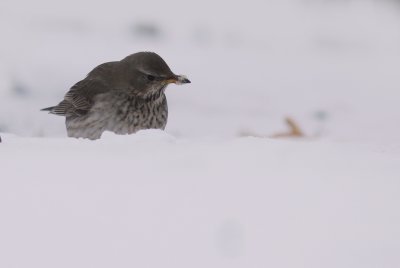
[91,91,168,135]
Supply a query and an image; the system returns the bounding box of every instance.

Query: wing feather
[47,62,118,117]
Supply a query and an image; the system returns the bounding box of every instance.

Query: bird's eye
[147,75,155,81]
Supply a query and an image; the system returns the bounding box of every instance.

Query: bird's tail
[41,106,55,112]
[41,102,67,116]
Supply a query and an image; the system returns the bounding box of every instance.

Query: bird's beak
[165,75,191,85]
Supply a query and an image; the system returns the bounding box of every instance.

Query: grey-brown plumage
[42,52,190,140]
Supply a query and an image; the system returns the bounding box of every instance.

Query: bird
[42,52,190,140]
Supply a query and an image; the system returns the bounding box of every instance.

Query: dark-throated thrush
[42,52,190,140]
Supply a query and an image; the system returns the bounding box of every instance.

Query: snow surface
[1,0,400,267]
[1,131,400,268]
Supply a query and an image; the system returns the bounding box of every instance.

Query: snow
[1,0,400,267]
[1,131,400,268]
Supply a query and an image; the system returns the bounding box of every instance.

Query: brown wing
[51,78,110,117]
[45,61,118,117]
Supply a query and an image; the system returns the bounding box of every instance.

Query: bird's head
[120,52,190,99]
